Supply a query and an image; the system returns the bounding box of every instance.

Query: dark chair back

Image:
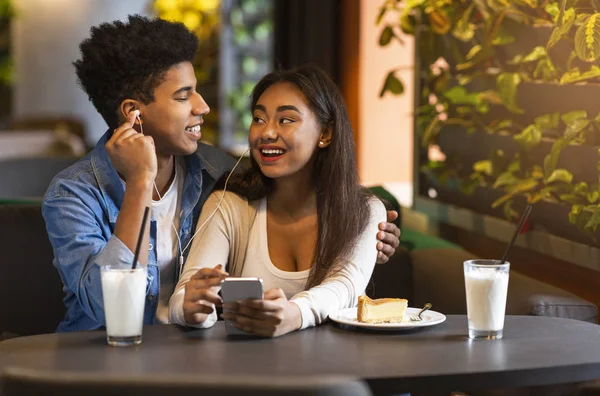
[0,204,65,338]
[1,367,373,396]
[366,247,413,301]
[0,157,77,199]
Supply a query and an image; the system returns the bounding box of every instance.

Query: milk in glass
[464,260,510,340]
[101,265,146,346]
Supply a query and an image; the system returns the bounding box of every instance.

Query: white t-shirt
[239,198,310,297]
[169,191,386,330]
[151,159,185,323]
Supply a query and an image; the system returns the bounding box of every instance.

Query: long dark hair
[229,65,372,288]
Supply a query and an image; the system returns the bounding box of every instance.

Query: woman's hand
[376,210,401,264]
[182,265,228,325]
[221,288,302,337]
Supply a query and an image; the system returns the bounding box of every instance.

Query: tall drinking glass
[100,265,146,346]
[464,259,510,340]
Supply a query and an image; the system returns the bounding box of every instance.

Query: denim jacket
[42,130,235,332]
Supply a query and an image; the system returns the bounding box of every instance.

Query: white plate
[329,307,446,330]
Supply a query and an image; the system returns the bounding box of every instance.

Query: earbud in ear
[131,109,140,120]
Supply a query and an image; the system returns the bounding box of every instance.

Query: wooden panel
[338,0,361,164]
[439,222,600,313]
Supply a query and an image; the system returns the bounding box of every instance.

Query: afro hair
[73,15,198,129]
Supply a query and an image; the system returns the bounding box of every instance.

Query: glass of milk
[464,259,510,340]
[100,265,147,346]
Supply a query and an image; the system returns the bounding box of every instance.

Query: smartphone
[220,277,264,336]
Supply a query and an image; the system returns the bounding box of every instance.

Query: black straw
[501,205,532,264]
[131,207,150,270]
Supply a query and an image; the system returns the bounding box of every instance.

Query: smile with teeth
[261,148,286,157]
[185,125,201,133]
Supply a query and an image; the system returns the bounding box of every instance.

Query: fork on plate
[410,303,432,322]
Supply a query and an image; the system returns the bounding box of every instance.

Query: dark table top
[1,315,600,394]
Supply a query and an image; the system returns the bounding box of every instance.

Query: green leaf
[562,111,590,140]
[584,205,600,231]
[503,201,519,220]
[559,65,600,84]
[473,160,493,176]
[379,26,395,46]
[532,165,545,180]
[514,124,542,150]
[562,194,584,204]
[547,8,575,50]
[528,191,545,204]
[493,171,519,189]
[535,112,560,130]
[575,13,600,62]
[379,70,404,97]
[507,179,539,194]
[465,45,482,61]
[562,110,588,125]
[567,50,578,70]
[534,57,558,81]
[497,72,524,114]
[488,119,513,133]
[508,46,548,64]
[544,138,567,177]
[477,90,503,104]
[461,175,482,195]
[492,31,516,46]
[456,46,493,71]
[452,3,476,41]
[492,194,515,208]
[569,204,583,224]
[545,2,560,21]
[588,191,600,203]
[508,157,521,173]
[576,13,593,24]
[443,86,482,106]
[484,8,506,47]
[492,179,539,208]
[546,169,574,184]
[376,5,387,25]
[565,119,590,139]
[574,182,590,195]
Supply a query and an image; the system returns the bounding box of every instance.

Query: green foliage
[377,0,600,235]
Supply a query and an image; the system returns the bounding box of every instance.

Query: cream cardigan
[169,191,386,330]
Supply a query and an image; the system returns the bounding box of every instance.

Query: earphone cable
[136,112,248,276]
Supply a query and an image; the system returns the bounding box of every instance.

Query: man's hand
[376,210,401,264]
[183,265,229,325]
[221,288,301,337]
[106,111,157,184]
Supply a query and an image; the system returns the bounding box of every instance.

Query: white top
[151,159,185,324]
[168,191,386,330]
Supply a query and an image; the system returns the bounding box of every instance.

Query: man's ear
[119,99,142,124]
[318,126,332,148]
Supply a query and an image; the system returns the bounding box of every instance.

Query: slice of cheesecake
[357,295,408,324]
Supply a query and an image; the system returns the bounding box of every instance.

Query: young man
[42,15,401,332]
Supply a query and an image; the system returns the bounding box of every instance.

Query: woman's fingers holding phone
[184,281,223,305]
[190,265,228,280]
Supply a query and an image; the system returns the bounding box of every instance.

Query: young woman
[169,65,387,337]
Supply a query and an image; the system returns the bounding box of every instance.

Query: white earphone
[133,109,248,278]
